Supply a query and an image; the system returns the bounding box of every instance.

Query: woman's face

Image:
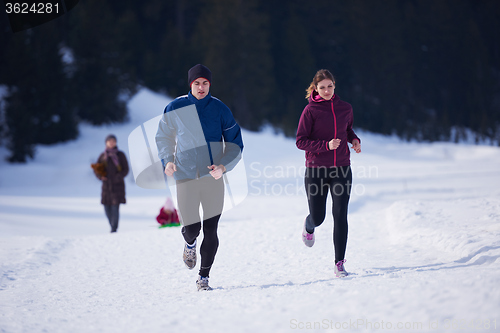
[191,78,210,100]
[315,79,335,100]
[106,139,117,149]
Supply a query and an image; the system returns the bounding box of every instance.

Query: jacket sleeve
[346,106,360,144]
[296,107,330,153]
[219,105,243,172]
[155,105,177,167]
[118,152,129,178]
[93,153,106,180]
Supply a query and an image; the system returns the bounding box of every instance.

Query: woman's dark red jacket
[296,90,360,168]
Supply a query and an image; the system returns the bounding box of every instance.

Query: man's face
[191,78,210,100]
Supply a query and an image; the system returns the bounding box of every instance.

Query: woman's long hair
[305,69,336,99]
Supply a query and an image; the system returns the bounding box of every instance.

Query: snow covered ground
[1,89,499,333]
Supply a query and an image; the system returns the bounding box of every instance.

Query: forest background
[1,0,499,162]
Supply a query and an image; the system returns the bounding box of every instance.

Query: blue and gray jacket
[155,91,244,180]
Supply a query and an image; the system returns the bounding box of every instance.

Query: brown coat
[95,150,129,205]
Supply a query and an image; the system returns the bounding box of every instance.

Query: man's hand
[208,164,226,180]
[164,162,177,176]
[351,139,361,153]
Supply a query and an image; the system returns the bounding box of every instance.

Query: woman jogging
[156,64,244,291]
[94,134,129,233]
[296,69,361,277]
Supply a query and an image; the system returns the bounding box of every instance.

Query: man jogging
[156,64,244,290]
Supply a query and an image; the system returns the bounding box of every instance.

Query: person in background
[296,69,361,278]
[94,134,129,233]
[156,197,180,227]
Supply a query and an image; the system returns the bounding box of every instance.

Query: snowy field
[1,89,500,333]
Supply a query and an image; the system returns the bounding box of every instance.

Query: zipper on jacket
[331,100,337,166]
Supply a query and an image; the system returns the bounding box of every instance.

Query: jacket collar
[188,91,211,108]
[309,90,337,104]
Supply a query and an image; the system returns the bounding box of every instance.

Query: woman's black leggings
[304,166,352,263]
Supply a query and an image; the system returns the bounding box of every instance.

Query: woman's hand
[328,138,341,150]
[208,164,226,180]
[164,162,177,176]
[351,139,361,153]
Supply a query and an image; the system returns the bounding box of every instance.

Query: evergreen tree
[2,20,78,162]
[139,0,202,96]
[192,0,276,130]
[265,1,315,135]
[65,0,134,125]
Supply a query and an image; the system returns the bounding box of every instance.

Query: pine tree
[2,20,78,162]
[65,0,132,125]
[254,1,315,135]
[192,0,276,130]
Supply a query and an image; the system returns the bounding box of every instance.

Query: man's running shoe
[183,240,197,269]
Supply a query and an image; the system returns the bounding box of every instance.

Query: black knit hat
[105,134,117,142]
[188,64,212,86]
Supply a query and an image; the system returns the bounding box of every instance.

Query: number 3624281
[6,3,60,14]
